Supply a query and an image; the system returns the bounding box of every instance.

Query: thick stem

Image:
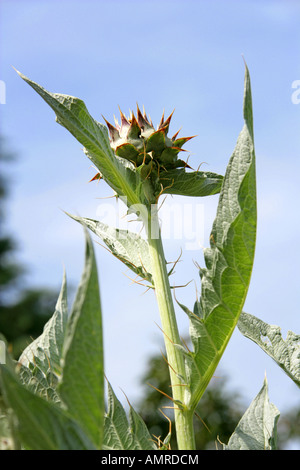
[145,205,195,450]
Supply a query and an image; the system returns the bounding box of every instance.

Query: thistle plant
[0,65,299,451]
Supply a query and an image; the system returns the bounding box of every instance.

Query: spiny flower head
[103,105,194,176]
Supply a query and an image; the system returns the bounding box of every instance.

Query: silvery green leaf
[103,381,156,450]
[67,213,153,284]
[224,376,280,450]
[182,65,257,410]
[58,230,104,448]
[161,169,223,197]
[17,70,145,209]
[238,312,300,387]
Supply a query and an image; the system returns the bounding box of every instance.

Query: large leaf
[103,381,156,450]
[1,231,105,449]
[0,365,96,450]
[161,169,223,197]
[180,65,257,410]
[224,376,280,450]
[58,230,104,448]
[17,70,144,209]
[67,213,153,284]
[238,312,300,387]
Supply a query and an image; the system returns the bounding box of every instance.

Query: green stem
[145,205,195,450]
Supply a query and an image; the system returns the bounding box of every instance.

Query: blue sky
[1,0,299,427]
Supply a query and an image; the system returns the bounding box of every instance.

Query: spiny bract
[89,105,195,203]
[103,105,194,178]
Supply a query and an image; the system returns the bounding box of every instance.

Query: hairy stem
[145,205,195,450]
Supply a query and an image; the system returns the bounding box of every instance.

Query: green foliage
[0,366,96,450]
[160,169,223,197]
[0,65,298,450]
[224,377,280,450]
[67,213,153,284]
[178,65,257,410]
[16,264,68,407]
[238,312,300,387]
[103,382,156,450]
[58,231,104,446]
[0,231,153,450]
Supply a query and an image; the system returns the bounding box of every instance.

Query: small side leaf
[103,382,156,450]
[238,312,300,387]
[67,213,153,283]
[58,230,104,448]
[161,170,223,197]
[224,376,280,450]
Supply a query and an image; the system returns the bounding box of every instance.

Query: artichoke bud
[102,105,194,202]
